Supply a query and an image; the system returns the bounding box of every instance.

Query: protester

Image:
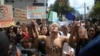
[68,21,88,56]
[0,31,10,56]
[87,25,96,40]
[7,26,16,44]
[38,25,49,56]
[61,25,74,56]
[29,20,69,56]
[78,32,100,56]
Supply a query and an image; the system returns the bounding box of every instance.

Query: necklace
[49,37,60,56]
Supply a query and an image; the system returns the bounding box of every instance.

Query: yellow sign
[0,20,15,28]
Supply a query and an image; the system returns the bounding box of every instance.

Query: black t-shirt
[75,38,89,56]
[0,32,10,56]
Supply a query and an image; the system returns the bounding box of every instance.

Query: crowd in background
[0,18,100,56]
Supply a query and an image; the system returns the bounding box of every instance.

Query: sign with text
[27,6,46,19]
[14,8,27,21]
[0,5,14,28]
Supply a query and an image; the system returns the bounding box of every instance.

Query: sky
[48,0,95,14]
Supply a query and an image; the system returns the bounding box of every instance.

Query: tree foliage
[89,2,100,18]
[52,0,74,15]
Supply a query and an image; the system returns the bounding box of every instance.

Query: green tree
[89,2,100,18]
[52,0,74,21]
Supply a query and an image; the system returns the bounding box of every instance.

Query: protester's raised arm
[29,20,39,38]
[29,20,46,40]
[68,21,80,48]
[62,36,69,43]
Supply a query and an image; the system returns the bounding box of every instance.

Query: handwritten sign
[14,8,27,21]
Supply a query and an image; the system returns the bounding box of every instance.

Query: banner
[0,5,14,28]
[48,11,59,22]
[14,8,27,21]
[57,21,73,26]
[27,6,46,19]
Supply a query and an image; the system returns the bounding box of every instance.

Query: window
[5,0,14,3]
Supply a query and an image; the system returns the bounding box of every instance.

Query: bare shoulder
[59,36,69,42]
[59,36,69,39]
[38,35,47,40]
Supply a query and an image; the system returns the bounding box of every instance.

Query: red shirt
[22,32,29,39]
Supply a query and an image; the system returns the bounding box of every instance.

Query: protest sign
[14,8,27,21]
[0,5,14,28]
[27,6,46,19]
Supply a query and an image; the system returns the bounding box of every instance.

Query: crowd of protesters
[0,18,100,56]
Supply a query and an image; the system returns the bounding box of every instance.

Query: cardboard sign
[0,5,14,28]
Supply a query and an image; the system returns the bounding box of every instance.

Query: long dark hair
[40,25,49,36]
[87,24,96,39]
[94,25,100,38]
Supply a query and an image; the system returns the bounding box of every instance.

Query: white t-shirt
[62,33,75,56]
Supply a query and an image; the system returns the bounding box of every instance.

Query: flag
[65,11,75,21]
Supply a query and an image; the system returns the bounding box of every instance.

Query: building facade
[4,0,48,24]
[5,0,47,9]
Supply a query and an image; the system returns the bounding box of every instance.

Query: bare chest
[45,38,63,56]
[45,37,63,48]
